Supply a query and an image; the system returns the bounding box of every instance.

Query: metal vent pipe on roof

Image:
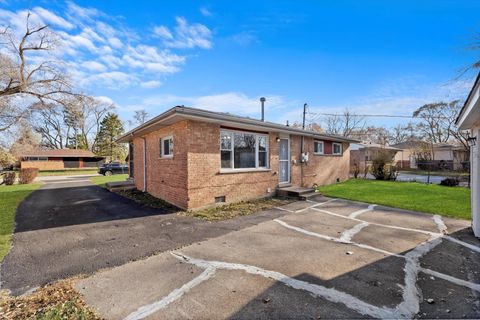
[260,97,266,121]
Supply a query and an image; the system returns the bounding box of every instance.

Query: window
[161,136,173,157]
[314,141,324,154]
[220,129,269,170]
[333,143,342,155]
[27,157,48,161]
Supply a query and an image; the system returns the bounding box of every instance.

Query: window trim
[220,129,269,170]
[314,140,324,155]
[160,136,174,158]
[332,142,343,155]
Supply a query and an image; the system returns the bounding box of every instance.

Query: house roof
[117,106,359,143]
[390,141,464,151]
[22,149,102,158]
[456,71,480,129]
[351,142,401,151]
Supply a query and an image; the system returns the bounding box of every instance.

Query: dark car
[98,162,129,176]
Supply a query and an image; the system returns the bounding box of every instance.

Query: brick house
[118,106,357,210]
[20,149,105,171]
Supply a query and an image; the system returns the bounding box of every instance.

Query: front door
[279,138,290,184]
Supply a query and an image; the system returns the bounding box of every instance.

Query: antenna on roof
[260,97,266,122]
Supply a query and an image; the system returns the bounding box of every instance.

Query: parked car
[98,163,128,176]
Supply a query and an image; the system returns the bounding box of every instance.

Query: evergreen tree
[95,113,126,162]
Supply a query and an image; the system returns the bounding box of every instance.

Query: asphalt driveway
[77,196,480,319]
[0,176,286,295]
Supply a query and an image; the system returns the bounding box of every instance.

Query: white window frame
[332,142,342,155]
[314,140,324,155]
[161,136,173,158]
[220,129,269,171]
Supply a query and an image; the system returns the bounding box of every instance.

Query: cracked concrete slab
[360,207,440,233]
[315,200,369,216]
[147,269,366,320]
[77,252,204,320]
[69,196,480,319]
[280,208,359,238]
[352,224,431,254]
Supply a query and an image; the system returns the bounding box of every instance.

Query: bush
[18,168,38,184]
[352,161,360,179]
[440,178,459,187]
[2,171,16,185]
[370,150,397,181]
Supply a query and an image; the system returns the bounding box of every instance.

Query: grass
[0,183,41,261]
[37,169,99,176]
[0,278,100,320]
[182,197,292,221]
[318,179,471,220]
[90,174,128,188]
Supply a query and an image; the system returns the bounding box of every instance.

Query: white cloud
[81,60,107,72]
[33,7,74,29]
[0,3,213,90]
[231,31,258,46]
[200,7,212,17]
[153,25,173,39]
[153,17,212,49]
[140,80,162,89]
[137,92,285,116]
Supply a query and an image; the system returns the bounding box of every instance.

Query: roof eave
[117,106,359,144]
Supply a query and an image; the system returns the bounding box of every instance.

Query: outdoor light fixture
[276,137,281,142]
[467,132,477,147]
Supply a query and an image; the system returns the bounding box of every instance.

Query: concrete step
[106,180,136,192]
[299,192,319,200]
[276,186,316,200]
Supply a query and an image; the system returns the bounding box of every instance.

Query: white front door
[279,138,290,184]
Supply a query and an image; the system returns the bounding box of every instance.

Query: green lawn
[90,174,128,188]
[0,183,41,261]
[38,169,99,176]
[318,179,471,220]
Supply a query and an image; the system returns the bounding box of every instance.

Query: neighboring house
[456,72,480,237]
[117,106,357,210]
[391,141,468,171]
[350,142,400,173]
[20,149,105,171]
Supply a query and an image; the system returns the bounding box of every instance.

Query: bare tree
[64,96,114,150]
[133,109,149,125]
[324,109,365,137]
[388,123,419,145]
[32,96,114,150]
[413,100,466,148]
[0,13,75,132]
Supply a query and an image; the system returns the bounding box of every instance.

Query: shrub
[440,178,459,187]
[352,161,360,179]
[370,150,397,181]
[18,168,38,184]
[2,171,16,185]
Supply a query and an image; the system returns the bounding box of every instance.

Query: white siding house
[456,73,480,237]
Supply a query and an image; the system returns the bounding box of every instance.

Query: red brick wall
[290,136,350,187]
[133,119,351,209]
[133,121,189,209]
[185,121,279,209]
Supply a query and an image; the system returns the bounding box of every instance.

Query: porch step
[276,186,316,200]
[106,180,136,192]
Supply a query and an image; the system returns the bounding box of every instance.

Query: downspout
[142,137,147,192]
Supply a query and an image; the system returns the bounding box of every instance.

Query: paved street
[77,196,480,319]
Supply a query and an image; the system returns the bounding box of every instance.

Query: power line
[306,111,451,121]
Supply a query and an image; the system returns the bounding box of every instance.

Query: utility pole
[301,103,307,187]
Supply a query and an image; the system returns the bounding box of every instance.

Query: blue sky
[1,0,479,129]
